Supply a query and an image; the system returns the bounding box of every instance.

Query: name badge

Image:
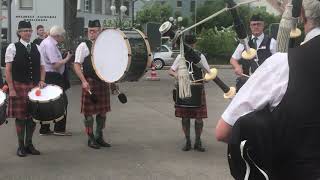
[259,46,266,50]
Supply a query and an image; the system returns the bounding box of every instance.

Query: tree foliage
[136,2,173,25]
[197,27,236,63]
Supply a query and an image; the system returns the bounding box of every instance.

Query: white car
[153,45,179,70]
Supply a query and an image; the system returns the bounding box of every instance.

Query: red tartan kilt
[7,81,36,119]
[175,89,207,119]
[81,77,111,116]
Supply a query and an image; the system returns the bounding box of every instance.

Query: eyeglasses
[89,29,99,33]
[250,22,263,26]
[19,29,33,33]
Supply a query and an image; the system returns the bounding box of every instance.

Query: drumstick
[241,73,250,78]
[88,90,98,104]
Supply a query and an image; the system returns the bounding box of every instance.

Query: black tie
[26,44,31,54]
[253,37,258,50]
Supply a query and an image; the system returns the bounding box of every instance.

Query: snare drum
[92,28,152,83]
[0,90,7,126]
[28,85,65,123]
[174,83,204,108]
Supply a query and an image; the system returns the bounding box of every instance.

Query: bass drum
[0,90,7,126]
[92,28,152,83]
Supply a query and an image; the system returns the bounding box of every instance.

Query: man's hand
[9,89,17,97]
[38,81,46,89]
[82,81,90,92]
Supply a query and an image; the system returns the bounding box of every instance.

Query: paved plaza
[0,68,236,180]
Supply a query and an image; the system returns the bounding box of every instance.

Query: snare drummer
[5,21,46,157]
[74,20,113,149]
[168,35,211,152]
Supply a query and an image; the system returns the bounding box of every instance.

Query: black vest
[271,35,320,179]
[185,49,204,81]
[12,42,41,83]
[82,40,100,80]
[240,35,272,75]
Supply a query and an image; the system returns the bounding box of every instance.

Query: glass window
[177,0,182,8]
[161,46,169,52]
[190,0,195,12]
[123,1,129,16]
[2,0,7,9]
[20,0,33,9]
[95,0,102,14]
[84,0,92,12]
[105,0,112,15]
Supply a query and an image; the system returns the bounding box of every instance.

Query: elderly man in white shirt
[216,0,320,179]
[39,26,72,136]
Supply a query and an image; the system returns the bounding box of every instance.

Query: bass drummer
[168,34,211,152]
[74,20,115,149]
[5,21,46,157]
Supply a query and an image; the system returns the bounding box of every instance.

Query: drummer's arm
[74,43,88,84]
[73,63,87,83]
[5,63,14,92]
[5,44,16,93]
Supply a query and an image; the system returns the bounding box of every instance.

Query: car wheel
[154,59,164,70]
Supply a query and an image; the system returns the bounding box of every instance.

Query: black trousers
[40,71,69,133]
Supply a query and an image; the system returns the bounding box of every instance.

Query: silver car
[153,45,179,70]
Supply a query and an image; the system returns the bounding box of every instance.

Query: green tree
[195,0,280,34]
[136,2,173,25]
[197,27,237,64]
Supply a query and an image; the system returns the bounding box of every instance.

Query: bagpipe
[158,0,263,100]
[228,0,304,179]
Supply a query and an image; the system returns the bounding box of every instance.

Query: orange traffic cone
[146,63,160,81]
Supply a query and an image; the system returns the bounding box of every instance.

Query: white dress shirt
[231,33,277,60]
[5,39,45,65]
[222,27,320,126]
[171,54,210,74]
[74,42,90,64]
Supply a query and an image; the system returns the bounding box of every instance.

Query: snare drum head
[92,29,129,83]
[28,85,63,102]
[0,90,6,105]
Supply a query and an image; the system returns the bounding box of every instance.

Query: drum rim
[28,84,63,103]
[0,90,6,107]
[91,28,132,83]
[134,28,152,78]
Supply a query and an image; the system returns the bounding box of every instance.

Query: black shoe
[194,141,206,152]
[88,139,100,149]
[24,144,41,155]
[17,147,27,157]
[39,130,54,136]
[96,138,111,147]
[182,140,192,151]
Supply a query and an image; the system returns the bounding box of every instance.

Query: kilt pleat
[175,90,208,119]
[7,81,36,119]
[81,77,110,116]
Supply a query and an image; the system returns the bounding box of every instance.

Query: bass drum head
[28,85,63,102]
[0,90,6,106]
[92,29,129,83]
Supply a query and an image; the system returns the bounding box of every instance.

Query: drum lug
[128,54,132,57]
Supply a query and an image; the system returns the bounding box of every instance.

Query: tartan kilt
[7,81,36,119]
[175,89,208,119]
[81,77,111,116]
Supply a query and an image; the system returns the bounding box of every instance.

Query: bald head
[302,0,320,27]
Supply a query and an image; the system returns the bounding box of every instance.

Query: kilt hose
[7,81,36,119]
[81,77,111,116]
